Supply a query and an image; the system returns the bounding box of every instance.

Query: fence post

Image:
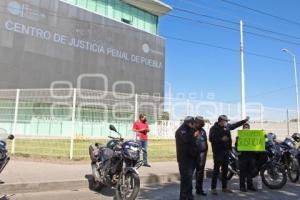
[168,96,172,120]
[11,89,20,154]
[154,106,158,137]
[70,88,77,160]
[260,104,264,129]
[133,94,138,140]
[287,109,290,136]
[134,94,138,121]
[186,99,190,116]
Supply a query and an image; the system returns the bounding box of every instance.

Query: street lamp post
[240,20,246,119]
[282,48,300,133]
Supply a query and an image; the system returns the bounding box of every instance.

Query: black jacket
[175,124,198,162]
[209,120,247,155]
[196,128,208,153]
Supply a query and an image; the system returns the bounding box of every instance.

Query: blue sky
[159,0,300,109]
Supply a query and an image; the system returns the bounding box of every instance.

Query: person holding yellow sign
[237,125,266,192]
[238,123,257,192]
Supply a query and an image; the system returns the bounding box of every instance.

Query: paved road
[0,160,182,184]
[3,179,300,200]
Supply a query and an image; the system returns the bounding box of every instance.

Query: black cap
[184,116,195,124]
[218,115,230,122]
[195,116,204,122]
[243,123,250,127]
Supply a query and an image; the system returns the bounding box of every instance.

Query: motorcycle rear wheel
[226,171,235,180]
[218,167,236,181]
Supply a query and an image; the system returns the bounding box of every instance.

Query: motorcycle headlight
[130,146,139,151]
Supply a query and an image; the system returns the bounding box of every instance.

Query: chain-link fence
[0,88,297,160]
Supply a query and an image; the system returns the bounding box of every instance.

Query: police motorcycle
[89,125,144,200]
[274,133,300,183]
[288,132,300,182]
[0,128,14,174]
[224,133,287,189]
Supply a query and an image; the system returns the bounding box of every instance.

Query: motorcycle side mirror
[8,134,14,140]
[109,125,117,133]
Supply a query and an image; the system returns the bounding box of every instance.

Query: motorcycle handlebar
[108,136,124,141]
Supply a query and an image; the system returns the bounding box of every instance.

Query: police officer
[194,116,208,196]
[176,116,199,200]
[209,115,249,195]
[238,123,257,192]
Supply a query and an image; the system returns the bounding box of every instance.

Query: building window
[60,0,158,34]
[121,18,132,25]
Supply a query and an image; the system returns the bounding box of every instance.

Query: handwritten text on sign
[238,130,266,152]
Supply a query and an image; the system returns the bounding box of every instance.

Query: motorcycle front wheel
[116,172,140,200]
[287,159,300,183]
[261,163,287,189]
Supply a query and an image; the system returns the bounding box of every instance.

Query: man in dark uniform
[238,123,257,192]
[194,116,208,196]
[209,115,249,195]
[176,116,199,200]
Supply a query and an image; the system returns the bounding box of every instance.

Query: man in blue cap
[209,115,249,195]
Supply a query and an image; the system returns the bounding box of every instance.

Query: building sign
[4,19,163,69]
[0,0,165,94]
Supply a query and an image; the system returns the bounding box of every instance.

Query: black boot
[247,185,257,191]
[196,189,207,196]
[247,179,256,191]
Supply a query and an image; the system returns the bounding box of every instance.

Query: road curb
[0,180,88,194]
[0,173,181,194]
[0,169,214,194]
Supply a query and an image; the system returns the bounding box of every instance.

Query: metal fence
[0,88,297,160]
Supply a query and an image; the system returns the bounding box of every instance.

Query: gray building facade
[0,0,166,96]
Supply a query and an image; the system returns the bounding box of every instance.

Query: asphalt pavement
[3,178,300,200]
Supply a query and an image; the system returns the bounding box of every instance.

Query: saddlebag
[89,143,104,163]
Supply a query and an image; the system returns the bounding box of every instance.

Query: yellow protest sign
[237,130,266,152]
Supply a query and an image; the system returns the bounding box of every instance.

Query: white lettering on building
[4,20,163,69]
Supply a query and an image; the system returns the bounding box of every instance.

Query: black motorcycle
[225,133,287,189]
[0,129,14,174]
[89,125,144,200]
[276,136,300,183]
[290,132,300,182]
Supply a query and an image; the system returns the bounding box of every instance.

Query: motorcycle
[225,133,287,189]
[88,125,144,200]
[276,136,300,183]
[0,128,14,174]
[291,132,300,182]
